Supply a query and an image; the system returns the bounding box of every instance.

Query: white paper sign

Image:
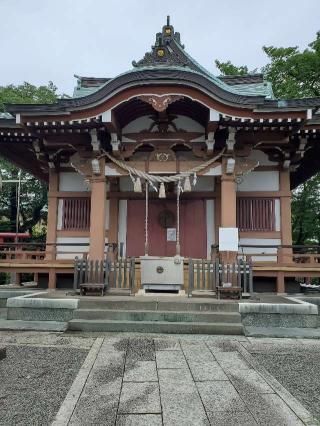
[219,227,239,252]
[167,228,176,242]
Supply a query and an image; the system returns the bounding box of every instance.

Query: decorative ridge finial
[132,16,189,68]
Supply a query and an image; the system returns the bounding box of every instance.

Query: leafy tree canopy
[215,32,320,99]
[215,32,320,245]
[214,60,254,76]
[0,81,59,111]
[0,81,59,235]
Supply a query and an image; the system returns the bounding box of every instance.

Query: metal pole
[176,181,180,256]
[15,170,22,242]
[144,182,149,255]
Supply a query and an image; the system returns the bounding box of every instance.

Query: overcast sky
[0,0,319,96]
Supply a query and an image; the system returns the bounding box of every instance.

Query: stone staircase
[68,298,243,335]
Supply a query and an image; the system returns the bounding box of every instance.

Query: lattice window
[237,198,275,231]
[62,198,91,230]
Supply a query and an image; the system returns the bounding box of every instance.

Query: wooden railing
[73,257,136,293]
[2,242,320,267]
[188,258,252,296]
[0,242,121,263]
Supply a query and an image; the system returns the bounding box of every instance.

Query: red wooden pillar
[89,159,107,260]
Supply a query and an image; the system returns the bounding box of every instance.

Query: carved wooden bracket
[137,95,184,112]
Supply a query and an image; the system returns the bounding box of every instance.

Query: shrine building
[1,17,320,294]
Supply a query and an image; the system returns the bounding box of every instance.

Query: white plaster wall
[237,171,279,192]
[206,200,215,259]
[118,200,127,257]
[248,149,277,166]
[56,237,109,260]
[119,177,133,192]
[122,114,205,134]
[203,165,221,176]
[194,177,215,192]
[239,238,281,262]
[57,199,63,230]
[275,199,281,231]
[172,115,204,133]
[59,172,89,192]
[56,237,89,260]
[122,116,154,134]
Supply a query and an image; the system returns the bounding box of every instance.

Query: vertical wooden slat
[113,261,117,288]
[104,258,109,289]
[201,260,205,289]
[123,258,127,288]
[94,260,99,282]
[62,198,91,231]
[238,198,276,232]
[206,261,210,291]
[196,260,200,290]
[188,259,193,297]
[243,261,248,293]
[237,260,241,289]
[73,257,79,290]
[118,258,123,288]
[130,258,135,292]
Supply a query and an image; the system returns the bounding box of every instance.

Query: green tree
[215,32,320,245]
[214,60,254,76]
[291,175,320,245]
[215,32,320,99]
[0,81,59,235]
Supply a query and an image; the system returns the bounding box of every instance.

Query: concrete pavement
[52,336,316,426]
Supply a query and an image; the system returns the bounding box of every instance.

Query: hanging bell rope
[99,149,225,184]
[133,176,142,193]
[183,176,191,192]
[159,182,166,198]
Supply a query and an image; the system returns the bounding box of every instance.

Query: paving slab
[181,340,214,361]
[118,382,161,414]
[214,351,251,371]
[206,409,257,426]
[158,368,209,426]
[116,414,162,425]
[124,360,158,382]
[187,360,228,381]
[156,349,188,369]
[244,393,304,425]
[69,338,127,425]
[127,337,155,361]
[227,368,274,395]
[196,380,250,414]
[154,338,181,351]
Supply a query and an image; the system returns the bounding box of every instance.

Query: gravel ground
[0,345,88,426]
[249,341,320,421]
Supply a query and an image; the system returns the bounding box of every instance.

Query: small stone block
[156,350,187,369]
[118,382,161,414]
[196,381,248,413]
[124,361,158,382]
